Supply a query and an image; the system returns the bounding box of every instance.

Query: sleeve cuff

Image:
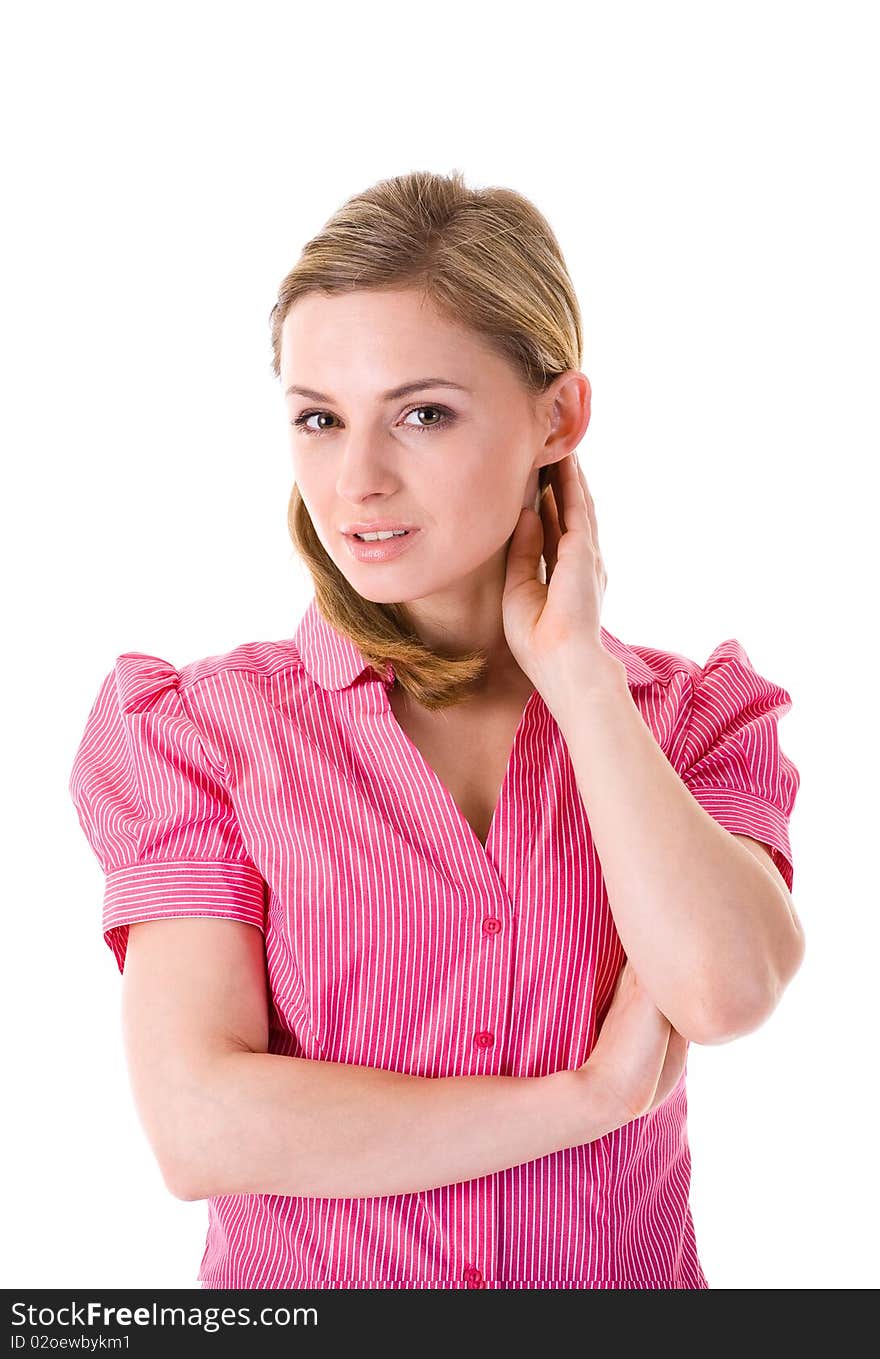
[102,858,267,974]
[683,784,794,893]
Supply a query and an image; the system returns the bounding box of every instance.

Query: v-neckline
[380,681,543,865]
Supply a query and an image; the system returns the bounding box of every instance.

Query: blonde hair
[269,168,583,710]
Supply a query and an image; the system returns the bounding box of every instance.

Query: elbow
[153,1102,218,1202]
[682,992,773,1046]
[130,1119,208,1202]
[689,927,807,1046]
[162,1156,207,1202]
[175,1185,209,1203]
[658,979,756,1047]
[145,1105,213,1201]
[162,1129,226,1201]
[158,1051,242,1202]
[170,1181,206,1203]
[166,1157,220,1201]
[685,1005,767,1047]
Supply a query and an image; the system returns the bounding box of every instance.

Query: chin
[350,584,419,607]
[334,566,414,605]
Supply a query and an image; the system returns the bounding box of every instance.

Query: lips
[349,529,410,539]
[342,522,418,535]
[343,526,422,562]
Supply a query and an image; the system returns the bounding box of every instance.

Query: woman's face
[279,286,588,606]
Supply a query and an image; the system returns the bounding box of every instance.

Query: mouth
[347,528,413,542]
[341,521,419,539]
[342,527,421,562]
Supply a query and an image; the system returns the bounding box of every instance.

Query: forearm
[544,651,802,1043]
[175,1052,618,1201]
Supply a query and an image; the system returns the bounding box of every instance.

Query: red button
[463,1265,484,1283]
[482,917,502,935]
[473,1030,494,1048]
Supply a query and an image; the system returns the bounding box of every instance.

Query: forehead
[279,288,502,387]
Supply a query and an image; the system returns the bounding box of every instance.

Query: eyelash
[290,405,456,437]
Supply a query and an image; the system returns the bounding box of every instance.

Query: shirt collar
[293,595,659,693]
[293,596,382,692]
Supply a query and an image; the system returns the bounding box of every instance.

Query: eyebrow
[284,377,473,403]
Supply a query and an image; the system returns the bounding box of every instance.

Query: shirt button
[463,1265,484,1284]
[482,916,502,935]
[473,1030,494,1048]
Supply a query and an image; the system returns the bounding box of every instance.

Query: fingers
[539,480,560,579]
[554,452,588,538]
[651,1026,689,1109]
[503,506,545,595]
[612,958,632,997]
[544,455,606,587]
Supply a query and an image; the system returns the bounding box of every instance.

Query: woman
[69,169,804,1289]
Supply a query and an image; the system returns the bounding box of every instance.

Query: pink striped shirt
[69,597,799,1289]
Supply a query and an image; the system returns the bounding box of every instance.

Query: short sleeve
[677,639,800,893]
[69,652,267,975]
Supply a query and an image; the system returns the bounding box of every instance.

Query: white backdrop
[3,0,876,1291]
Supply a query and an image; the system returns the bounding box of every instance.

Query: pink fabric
[69,597,799,1289]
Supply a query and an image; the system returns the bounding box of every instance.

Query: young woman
[69,169,804,1290]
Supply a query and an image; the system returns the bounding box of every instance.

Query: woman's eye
[290,405,454,436]
[401,405,450,431]
[291,411,338,434]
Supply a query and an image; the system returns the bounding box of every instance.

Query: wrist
[548,1065,627,1150]
[539,649,630,726]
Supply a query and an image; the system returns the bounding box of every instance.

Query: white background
[3,0,877,1291]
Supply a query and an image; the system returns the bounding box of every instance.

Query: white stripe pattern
[68,598,799,1288]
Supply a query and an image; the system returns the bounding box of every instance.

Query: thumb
[505,507,544,593]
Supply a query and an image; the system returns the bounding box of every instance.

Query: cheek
[443,458,519,531]
[292,482,337,551]
[291,469,327,520]
[434,498,516,569]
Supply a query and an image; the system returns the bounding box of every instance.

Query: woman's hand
[576,960,689,1127]
[502,453,623,694]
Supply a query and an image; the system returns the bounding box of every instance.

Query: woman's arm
[545,668,803,1043]
[122,918,673,1203]
[174,962,683,1202]
[175,1053,618,1200]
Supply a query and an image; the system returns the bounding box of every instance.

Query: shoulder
[169,637,308,694]
[93,637,313,778]
[599,629,793,765]
[600,625,713,690]
[95,638,309,733]
[602,627,771,691]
